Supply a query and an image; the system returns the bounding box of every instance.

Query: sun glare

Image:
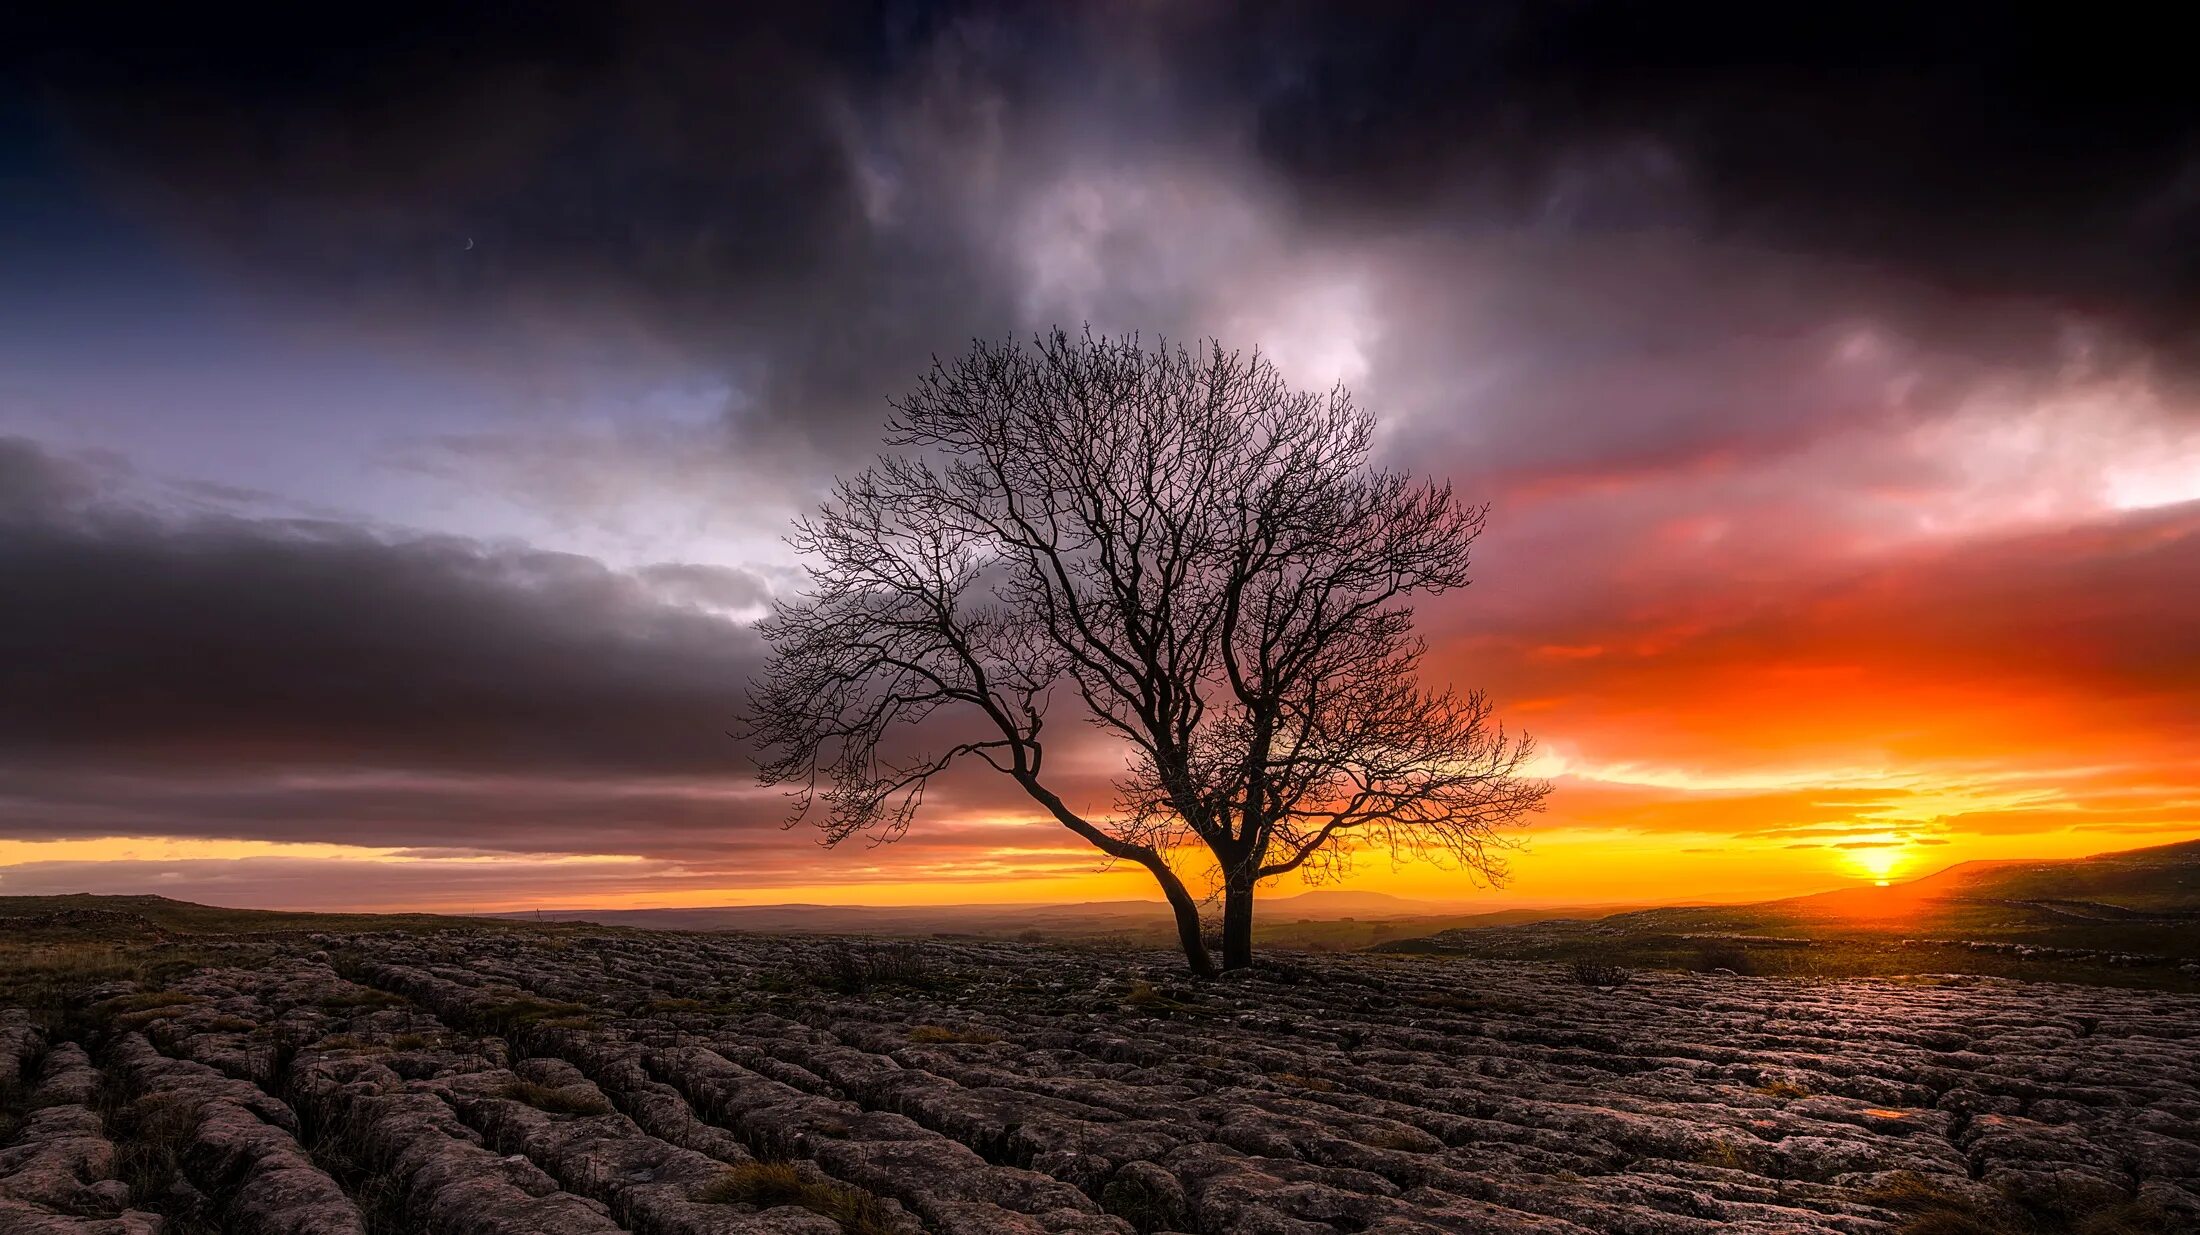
[1842,844,1909,886]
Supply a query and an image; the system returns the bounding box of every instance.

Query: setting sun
[1841,843,1912,886]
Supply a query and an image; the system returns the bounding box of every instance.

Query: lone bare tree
[750,331,1548,975]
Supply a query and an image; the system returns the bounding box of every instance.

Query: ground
[3,923,2197,1234]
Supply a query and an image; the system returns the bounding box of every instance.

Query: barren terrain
[5,926,2197,1234]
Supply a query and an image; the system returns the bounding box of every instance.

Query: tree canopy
[751,330,1548,973]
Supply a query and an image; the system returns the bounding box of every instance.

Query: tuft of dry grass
[1755,1079,1813,1099]
[1122,979,1198,1017]
[697,1161,901,1234]
[101,991,206,1031]
[497,1079,613,1116]
[906,1024,1000,1045]
[102,1091,202,1210]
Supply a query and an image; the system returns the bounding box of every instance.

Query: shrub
[1568,959,1632,989]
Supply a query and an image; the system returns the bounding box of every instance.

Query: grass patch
[697,1161,901,1234]
[318,988,407,1011]
[1756,1079,1813,1099]
[1377,894,2200,993]
[99,991,205,1031]
[1862,1170,2168,1235]
[0,942,177,1012]
[906,1024,1000,1045]
[478,997,593,1034]
[1265,1071,1339,1093]
[498,1079,613,1116]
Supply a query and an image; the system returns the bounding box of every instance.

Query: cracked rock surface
[4,933,2196,1233]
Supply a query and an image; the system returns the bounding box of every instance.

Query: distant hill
[0,889,1624,955]
[1599,837,2200,936]
[0,892,531,938]
[1773,839,2200,920]
[1386,838,2200,990]
[12,839,2191,984]
[487,893,1634,951]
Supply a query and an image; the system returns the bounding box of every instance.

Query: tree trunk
[1221,874,1255,971]
[1153,866,1216,977]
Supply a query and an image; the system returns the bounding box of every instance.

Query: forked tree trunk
[1221,874,1255,971]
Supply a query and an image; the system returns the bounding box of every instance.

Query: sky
[1,3,2196,913]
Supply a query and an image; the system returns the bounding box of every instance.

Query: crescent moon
[464,237,474,250]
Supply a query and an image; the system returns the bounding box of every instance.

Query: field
[4,908,2198,1234]
[1386,841,2200,993]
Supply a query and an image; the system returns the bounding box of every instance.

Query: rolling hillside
[1388,838,2200,988]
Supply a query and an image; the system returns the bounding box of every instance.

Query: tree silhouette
[750,331,1548,974]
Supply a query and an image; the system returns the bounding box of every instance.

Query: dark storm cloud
[1232,3,2199,347]
[0,437,761,776]
[0,436,1128,856]
[9,1,1035,456]
[14,0,2193,448]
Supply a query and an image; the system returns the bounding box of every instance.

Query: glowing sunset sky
[2,5,2195,913]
